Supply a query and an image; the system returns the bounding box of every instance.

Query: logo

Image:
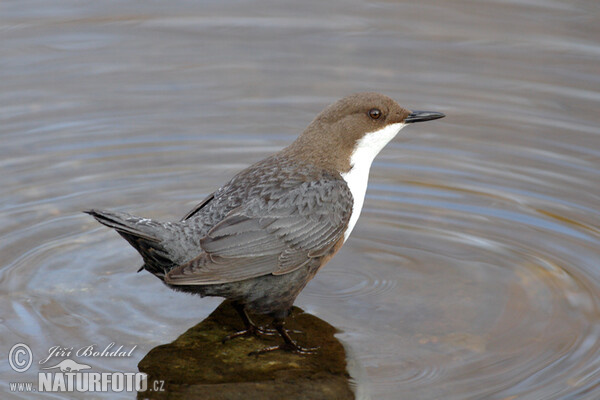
[8,342,164,394]
[8,343,33,373]
[41,359,91,372]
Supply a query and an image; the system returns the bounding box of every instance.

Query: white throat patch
[341,123,405,241]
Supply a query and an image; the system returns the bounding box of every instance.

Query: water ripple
[2,1,600,399]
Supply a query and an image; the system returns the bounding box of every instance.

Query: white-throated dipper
[86,92,444,354]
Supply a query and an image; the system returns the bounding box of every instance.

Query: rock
[138,301,354,400]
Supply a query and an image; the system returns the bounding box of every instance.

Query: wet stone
[137,301,354,400]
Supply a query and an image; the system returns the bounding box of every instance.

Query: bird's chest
[340,165,371,241]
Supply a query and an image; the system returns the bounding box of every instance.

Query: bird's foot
[222,324,277,343]
[222,325,304,343]
[248,317,317,356]
[248,341,318,356]
[226,306,312,354]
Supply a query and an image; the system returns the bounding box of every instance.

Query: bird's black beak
[405,110,445,123]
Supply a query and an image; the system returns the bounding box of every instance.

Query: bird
[85,92,444,354]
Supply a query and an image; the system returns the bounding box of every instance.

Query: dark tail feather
[84,209,160,242]
[84,209,174,277]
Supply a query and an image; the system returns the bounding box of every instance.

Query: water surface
[2,0,600,398]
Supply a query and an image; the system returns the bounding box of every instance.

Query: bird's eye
[368,108,382,120]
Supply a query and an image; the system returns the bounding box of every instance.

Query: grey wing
[165,179,353,285]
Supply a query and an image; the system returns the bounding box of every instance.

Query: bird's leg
[249,317,318,355]
[222,303,277,343]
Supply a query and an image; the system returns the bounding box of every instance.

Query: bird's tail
[84,209,175,278]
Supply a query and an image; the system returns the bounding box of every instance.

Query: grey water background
[2,0,600,398]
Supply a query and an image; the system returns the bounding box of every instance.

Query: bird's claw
[248,342,319,356]
[221,325,277,343]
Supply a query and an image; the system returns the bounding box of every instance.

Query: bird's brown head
[284,92,445,173]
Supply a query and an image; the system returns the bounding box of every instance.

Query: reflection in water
[1,0,600,399]
[137,301,353,400]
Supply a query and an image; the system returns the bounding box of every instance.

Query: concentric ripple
[310,167,600,399]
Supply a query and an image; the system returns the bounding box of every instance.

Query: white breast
[340,123,405,241]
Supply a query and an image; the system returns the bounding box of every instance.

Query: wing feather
[166,177,353,285]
